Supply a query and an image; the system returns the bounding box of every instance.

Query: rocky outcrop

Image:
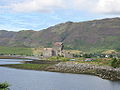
[46,62,120,80]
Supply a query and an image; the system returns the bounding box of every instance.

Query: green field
[0,46,33,56]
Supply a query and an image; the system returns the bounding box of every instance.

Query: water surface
[0,59,32,65]
[0,59,120,90]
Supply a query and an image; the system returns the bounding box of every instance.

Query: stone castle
[43,42,64,57]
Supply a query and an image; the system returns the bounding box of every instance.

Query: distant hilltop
[1,17,120,52]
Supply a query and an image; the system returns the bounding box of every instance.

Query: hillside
[1,17,120,52]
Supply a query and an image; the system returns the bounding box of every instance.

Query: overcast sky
[0,0,120,31]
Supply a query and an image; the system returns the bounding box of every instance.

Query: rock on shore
[46,62,120,80]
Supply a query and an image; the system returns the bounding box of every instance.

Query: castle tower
[53,42,64,56]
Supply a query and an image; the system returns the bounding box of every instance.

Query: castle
[43,42,64,57]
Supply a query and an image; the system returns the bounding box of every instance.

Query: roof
[54,42,63,46]
[43,48,53,51]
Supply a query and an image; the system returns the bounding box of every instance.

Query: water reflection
[0,59,32,65]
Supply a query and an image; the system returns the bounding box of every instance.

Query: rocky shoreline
[0,56,120,81]
[46,62,120,81]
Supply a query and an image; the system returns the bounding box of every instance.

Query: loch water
[0,59,120,90]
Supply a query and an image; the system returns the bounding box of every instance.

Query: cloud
[7,0,65,13]
[94,0,120,14]
[73,0,120,14]
[0,0,92,13]
[0,0,120,14]
[72,0,96,10]
[71,0,120,14]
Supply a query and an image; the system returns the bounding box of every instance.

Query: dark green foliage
[73,54,82,57]
[111,58,120,68]
[116,48,120,52]
[0,82,10,89]
[83,54,92,58]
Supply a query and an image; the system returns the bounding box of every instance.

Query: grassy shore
[0,56,25,59]
[0,64,53,71]
[46,56,112,66]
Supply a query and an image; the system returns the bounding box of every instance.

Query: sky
[0,0,120,31]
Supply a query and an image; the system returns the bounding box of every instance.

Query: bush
[0,82,10,89]
[111,58,120,68]
[83,54,92,58]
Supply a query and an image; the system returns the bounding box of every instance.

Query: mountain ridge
[1,17,120,52]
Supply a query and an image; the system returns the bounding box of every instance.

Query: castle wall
[43,42,64,57]
[43,48,54,57]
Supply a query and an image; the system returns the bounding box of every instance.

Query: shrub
[0,82,10,89]
[111,58,120,68]
[83,54,92,58]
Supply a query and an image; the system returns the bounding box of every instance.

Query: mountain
[1,17,120,52]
